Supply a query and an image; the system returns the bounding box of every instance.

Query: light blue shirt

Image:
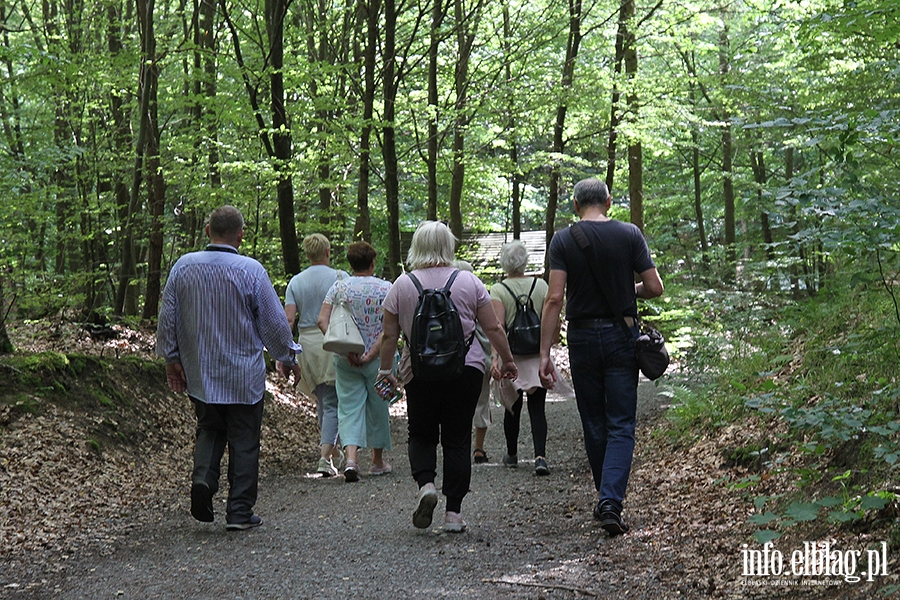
[156,244,301,405]
[284,265,349,329]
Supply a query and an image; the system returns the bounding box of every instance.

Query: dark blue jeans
[567,322,639,512]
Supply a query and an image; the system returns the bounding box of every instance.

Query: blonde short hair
[407,221,457,270]
[302,233,330,262]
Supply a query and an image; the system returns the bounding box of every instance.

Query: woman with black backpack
[377,221,517,534]
[490,240,555,476]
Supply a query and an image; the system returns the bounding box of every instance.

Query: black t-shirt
[547,220,655,320]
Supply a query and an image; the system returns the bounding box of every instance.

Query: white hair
[499,240,529,276]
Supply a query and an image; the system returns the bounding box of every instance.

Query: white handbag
[322,275,365,355]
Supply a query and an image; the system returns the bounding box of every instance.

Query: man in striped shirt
[157,205,301,531]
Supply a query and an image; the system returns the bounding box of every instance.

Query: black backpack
[499,278,541,355]
[407,270,475,381]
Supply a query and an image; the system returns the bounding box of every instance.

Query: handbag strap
[569,222,635,341]
[336,272,349,305]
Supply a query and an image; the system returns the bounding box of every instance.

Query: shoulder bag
[322,274,366,355]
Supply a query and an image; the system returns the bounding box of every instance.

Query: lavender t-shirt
[382,266,492,374]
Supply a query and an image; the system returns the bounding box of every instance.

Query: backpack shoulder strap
[407,272,425,296]
[443,269,461,292]
[499,278,537,307]
[498,280,521,308]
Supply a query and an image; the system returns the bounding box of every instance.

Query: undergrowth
[658,272,900,585]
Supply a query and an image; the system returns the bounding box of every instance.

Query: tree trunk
[106,1,133,311]
[503,3,521,239]
[426,0,443,221]
[117,0,156,317]
[546,0,582,267]
[786,146,806,298]
[195,0,221,187]
[142,57,165,321]
[622,0,643,230]
[688,81,708,258]
[0,274,12,353]
[354,0,380,242]
[750,148,774,261]
[267,0,300,275]
[448,0,478,240]
[719,26,736,279]
[605,0,628,192]
[381,0,402,278]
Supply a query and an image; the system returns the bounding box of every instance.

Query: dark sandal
[473,448,488,463]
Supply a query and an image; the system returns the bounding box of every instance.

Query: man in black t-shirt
[539,178,664,535]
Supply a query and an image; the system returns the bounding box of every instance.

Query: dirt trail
[9,381,785,600]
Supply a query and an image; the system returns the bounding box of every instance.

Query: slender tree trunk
[426,0,443,220]
[0,274,12,353]
[143,56,165,321]
[195,0,221,187]
[117,0,156,316]
[751,148,774,260]
[690,122,708,257]
[107,1,133,309]
[605,0,628,192]
[786,146,806,298]
[448,0,479,240]
[546,0,582,267]
[381,0,402,278]
[719,26,736,279]
[267,0,300,275]
[354,0,380,242]
[510,145,521,239]
[621,0,643,230]
[503,3,520,239]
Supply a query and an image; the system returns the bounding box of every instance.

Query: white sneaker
[369,461,393,476]
[443,511,467,533]
[412,483,438,529]
[316,457,338,477]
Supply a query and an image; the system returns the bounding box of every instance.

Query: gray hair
[407,221,457,270]
[499,240,529,276]
[451,259,474,273]
[573,178,610,207]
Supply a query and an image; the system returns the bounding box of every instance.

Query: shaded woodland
[1,0,899,559]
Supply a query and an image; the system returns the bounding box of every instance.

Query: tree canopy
[0,0,895,319]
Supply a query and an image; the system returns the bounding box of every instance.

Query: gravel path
[24,382,675,600]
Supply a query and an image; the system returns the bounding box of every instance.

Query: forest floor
[0,319,896,599]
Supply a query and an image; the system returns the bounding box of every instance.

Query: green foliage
[12,395,41,415]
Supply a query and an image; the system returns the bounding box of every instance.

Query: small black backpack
[499,278,541,355]
[407,270,475,381]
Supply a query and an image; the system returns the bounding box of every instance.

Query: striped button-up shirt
[156,244,301,405]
